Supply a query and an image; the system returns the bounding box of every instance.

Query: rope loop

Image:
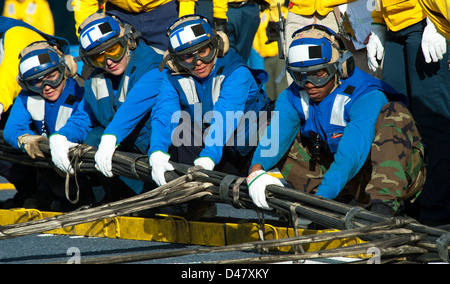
[436,233,450,263]
[65,144,94,204]
[344,206,364,229]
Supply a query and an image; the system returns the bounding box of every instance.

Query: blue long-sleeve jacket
[4,78,84,149]
[251,67,406,199]
[149,50,269,164]
[57,44,163,154]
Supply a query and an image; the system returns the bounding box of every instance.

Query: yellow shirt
[253,6,288,58]
[419,0,450,39]
[288,0,356,17]
[213,0,283,22]
[2,0,54,35]
[0,26,45,111]
[72,0,197,36]
[371,0,426,31]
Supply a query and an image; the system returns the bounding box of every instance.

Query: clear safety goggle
[288,63,337,88]
[174,43,217,69]
[23,68,64,93]
[86,38,128,68]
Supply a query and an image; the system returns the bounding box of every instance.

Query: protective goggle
[85,38,127,68]
[288,63,337,88]
[23,68,65,94]
[174,43,217,69]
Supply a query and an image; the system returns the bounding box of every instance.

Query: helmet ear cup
[337,51,355,79]
[215,31,229,58]
[159,50,184,73]
[63,54,78,78]
[17,74,31,92]
[126,25,140,51]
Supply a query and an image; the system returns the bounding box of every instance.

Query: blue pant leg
[403,23,450,225]
[105,1,178,52]
[226,4,260,61]
[195,0,213,22]
[383,21,450,225]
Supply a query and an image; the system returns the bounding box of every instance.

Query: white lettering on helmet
[170,24,206,50]
[80,23,114,50]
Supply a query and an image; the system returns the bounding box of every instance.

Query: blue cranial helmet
[19,44,64,80]
[18,41,76,93]
[164,14,230,70]
[78,13,122,54]
[78,13,140,67]
[167,14,215,54]
[287,24,354,87]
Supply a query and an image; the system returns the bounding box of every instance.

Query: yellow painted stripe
[267,173,284,179]
[0,208,365,254]
[0,183,15,190]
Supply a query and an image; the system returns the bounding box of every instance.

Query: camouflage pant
[278,102,426,211]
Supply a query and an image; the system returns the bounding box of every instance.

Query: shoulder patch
[343,85,355,95]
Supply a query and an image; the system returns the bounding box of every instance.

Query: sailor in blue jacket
[3,40,93,210]
[247,25,426,217]
[149,14,270,186]
[49,13,164,199]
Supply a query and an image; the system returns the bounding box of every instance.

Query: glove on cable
[95,134,118,177]
[247,170,284,210]
[49,134,78,175]
[17,134,47,159]
[149,151,174,186]
[194,156,215,171]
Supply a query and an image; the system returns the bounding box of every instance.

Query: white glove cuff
[426,17,437,30]
[247,170,266,186]
[194,156,215,170]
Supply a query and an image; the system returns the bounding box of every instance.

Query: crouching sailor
[4,40,95,211]
[149,14,271,186]
[48,13,164,202]
[247,24,426,217]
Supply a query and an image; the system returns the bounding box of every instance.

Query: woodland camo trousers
[278,102,426,212]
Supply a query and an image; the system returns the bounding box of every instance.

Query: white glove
[366,24,387,72]
[194,157,215,170]
[247,170,284,210]
[49,134,78,174]
[0,103,3,121]
[149,151,174,186]
[94,134,118,177]
[421,18,447,63]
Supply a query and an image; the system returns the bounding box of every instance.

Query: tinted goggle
[86,39,127,68]
[174,43,217,69]
[23,68,64,93]
[288,63,337,88]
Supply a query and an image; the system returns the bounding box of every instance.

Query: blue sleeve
[315,90,389,199]
[199,66,255,164]
[3,94,34,149]
[148,74,181,155]
[104,68,164,144]
[56,98,97,143]
[251,89,301,171]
